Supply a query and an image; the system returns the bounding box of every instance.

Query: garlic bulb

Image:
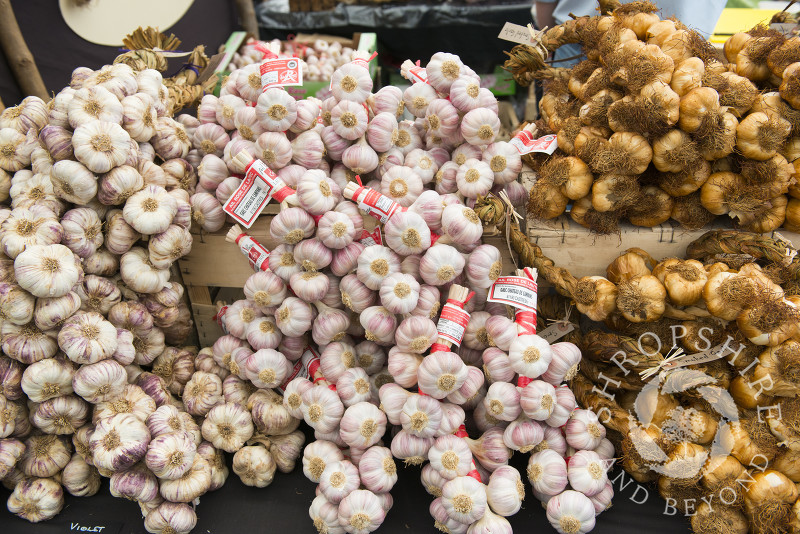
[380,166,423,207]
[338,489,386,534]
[90,413,150,471]
[1,205,63,259]
[320,459,360,504]
[120,248,171,294]
[144,502,198,534]
[509,335,553,379]
[93,384,156,423]
[68,86,122,128]
[151,118,191,160]
[21,357,74,403]
[520,380,557,421]
[487,465,524,517]
[339,401,387,449]
[148,224,192,269]
[420,244,465,286]
[256,88,298,132]
[309,494,345,534]
[58,311,118,365]
[303,439,345,483]
[146,404,201,444]
[98,164,144,205]
[183,371,222,416]
[545,490,596,534]
[442,475,488,524]
[123,185,177,235]
[32,395,89,434]
[0,281,35,326]
[418,351,469,399]
[565,409,606,450]
[159,454,212,503]
[357,245,401,290]
[15,244,81,298]
[7,477,64,523]
[62,208,104,258]
[442,204,483,247]
[146,431,197,480]
[73,121,131,173]
[201,402,254,452]
[62,453,101,497]
[567,450,608,497]
[1,321,59,364]
[384,210,432,257]
[527,449,568,496]
[232,444,276,488]
[297,170,339,216]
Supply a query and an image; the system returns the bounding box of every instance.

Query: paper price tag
[358,227,383,247]
[509,132,558,155]
[223,160,279,228]
[538,321,575,343]
[498,22,539,46]
[488,276,538,311]
[276,359,309,393]
[663,343,734,370]
[213,305,229,333]
[436,303,471,347]
[260,58,303,90]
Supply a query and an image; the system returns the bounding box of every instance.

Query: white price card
[222,160,277,228]
[488,276,538,311]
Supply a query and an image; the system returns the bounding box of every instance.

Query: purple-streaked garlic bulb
[442,203,483,246]
[291,130,325,169]
[255,132,293,171]
[330,61,374,104]
[394,315,437,354]
[461,108,500,147]
[301,386,344,434]
[387,348,423,388]
[446,365,486,408]
[357,245,401,290]
[466,245,503,289]
[509,335,553,379]
[275,297,313,337]
[331,100,369,141]
[411,284,441,319]
[503,416,544,453]
[366,112,399,153]
[403,83,437,119]
[520,380,557,421]
[337,367,372,407]
[390,429,434,466]
[297,169,339,215]
[483,381,522,422]
[317,211,357,250]
[342,136,379,175]
[268,244,303,282]
[294,238,333,272]
[400,394,443,439]
[384,210,431,257]
[339,401,387,449]
[340,273,376,314]
[360,305,397,345]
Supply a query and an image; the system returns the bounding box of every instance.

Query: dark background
[0,432,692,534]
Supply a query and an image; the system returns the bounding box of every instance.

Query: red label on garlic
[515,309,538,336]
[302,347,336,390]
[234,233,271,272]
[224,159,286,228]
[435,303,471,347]
[358,227,383,247]
[276,359,308,393]
[356,188,402,224]
[408,65,428,84]
[260,58,303,90]
[213,305,229,333]
[488,276,538,311]
[509,132,558,155]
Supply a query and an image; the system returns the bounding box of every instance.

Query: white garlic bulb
[339,401,387,449]
[441,475,488,524]
[72,121,131,173]
[50,160,99,205]
[201,402,254,452]
[233,444,276,487]
[123,185,177,235]
[59,311,118,364]
[21,357,75,402]
[1,205,64,259]
[337,489,386,534]
[72,359,127,403]
[14,244,81,298]
[320,459,361,504]
[120,248,171,294]
[545,490,596,534]
[62,453,101,497]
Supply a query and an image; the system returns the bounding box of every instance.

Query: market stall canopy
[59,0,195,46]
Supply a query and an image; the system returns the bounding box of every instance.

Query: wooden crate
[526,215,800,280]
[179,211,521,346]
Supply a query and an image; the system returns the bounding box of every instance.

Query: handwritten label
[498,22,539,46]
[537,321,575,343]
[662,343,734,370]
[65,521,123,534]
[260,58,303,90]
[509,132,558,155]
[435,303,471,347]
[488,276,538,311]
[223,160,278,228]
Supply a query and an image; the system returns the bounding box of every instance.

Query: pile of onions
[504,0,800,235]
[567,229,800,534]
[225,36,365,82]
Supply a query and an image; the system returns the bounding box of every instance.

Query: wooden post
[234,0,259,39]
[0,0,48,100]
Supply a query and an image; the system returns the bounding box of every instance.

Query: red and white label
[509,132,558,155]
[488,276,538,311]
[234,234,271,272]
[515,309,538,336]
[355,188,403,224]
[223,160,277,227]
[276,359,308,393]
[260,58,303,90]
[435,302,471,347]
[213,305,229,333]
[351,58,370,70]
[302,347,336,390]
[407,65,428,84]
[358,227,383,247]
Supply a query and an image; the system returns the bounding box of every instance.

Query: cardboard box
[526,215,800,280]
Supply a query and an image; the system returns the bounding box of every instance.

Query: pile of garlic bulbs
[0,62,241,533]
[225,37,363,82]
